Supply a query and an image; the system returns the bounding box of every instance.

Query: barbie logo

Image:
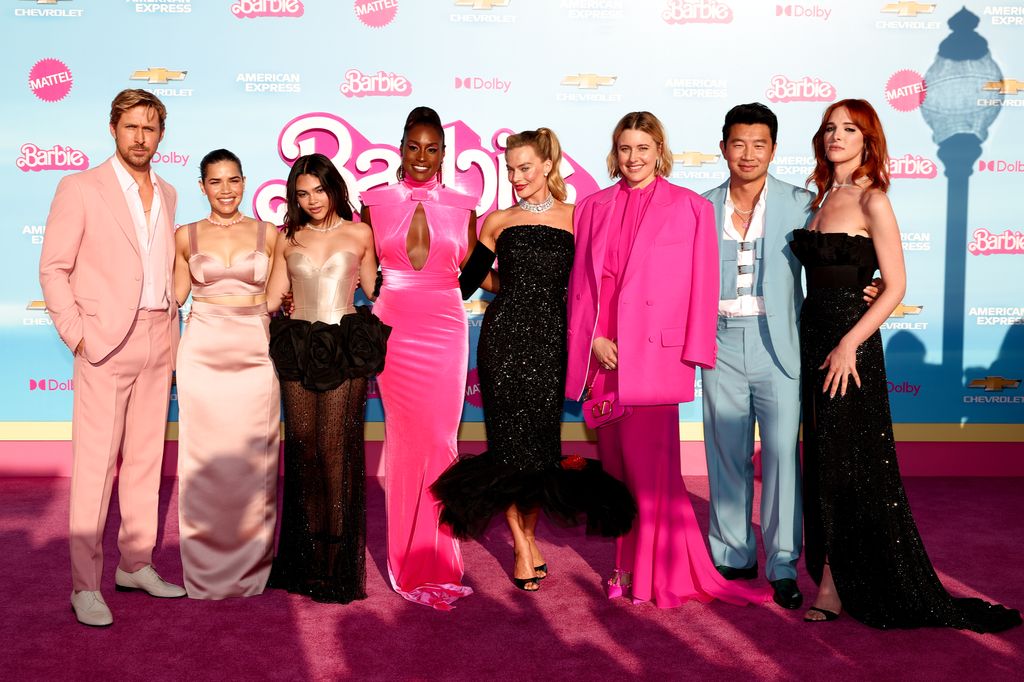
[765,75,836,103]
[230,0,304,18]
[252,112,600,225]
[889,154,936,179]
[339,69,411,98]
[662,0,733,24]
[465,367,483,408]
[16,143,89,172]
[968,229,1024,256]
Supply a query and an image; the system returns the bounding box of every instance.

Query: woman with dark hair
[794,99,1020,631]
[565,112,771,608]
[431,128,635,592]
[263,153,387,604]
[359,106,477,610]
[174,149,281,599]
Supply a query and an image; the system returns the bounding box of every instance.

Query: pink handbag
[581,368,632,429]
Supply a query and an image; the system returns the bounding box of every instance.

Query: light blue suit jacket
[702,174,813,379]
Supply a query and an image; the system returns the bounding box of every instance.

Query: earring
[655,158,661,171]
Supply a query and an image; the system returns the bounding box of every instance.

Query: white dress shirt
[110,156,170,311]
[719,189,767,317]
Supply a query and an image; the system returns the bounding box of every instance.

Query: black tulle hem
[430,452,637,539]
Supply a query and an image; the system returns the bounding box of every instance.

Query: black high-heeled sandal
[512,576,540,591]
[803,607,840,622]
[534,563,548,580]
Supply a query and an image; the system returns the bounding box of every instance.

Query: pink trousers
[70,310,173,592]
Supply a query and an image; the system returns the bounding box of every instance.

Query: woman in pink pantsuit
[361,107,477,610]
[566,112,771,608]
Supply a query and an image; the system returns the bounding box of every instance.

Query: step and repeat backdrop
[2,0,1022,443]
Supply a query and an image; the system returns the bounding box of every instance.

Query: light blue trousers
[701,315,802,581]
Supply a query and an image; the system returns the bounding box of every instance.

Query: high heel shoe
[605,569,631,599]
[534,564,548,580]
[512,577,540,591]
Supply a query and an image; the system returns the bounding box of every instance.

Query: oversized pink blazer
[39,158,179,366]
[565,177,719,406]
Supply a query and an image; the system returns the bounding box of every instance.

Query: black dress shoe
[715,563,758,580]
[770,578,803,609]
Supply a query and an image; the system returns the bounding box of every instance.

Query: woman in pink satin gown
[174,149,281,599]
[360,107,479,610]
[566,113,771,609]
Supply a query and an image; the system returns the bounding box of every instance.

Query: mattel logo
[231,0,303,17]
[775,4,831,20]
[662,0,733,24]
[978,160,1024,173]
[16,143,88,172]
[340,69,411,98]
[765,75,835,103]
[29,378,73,392]
[29,58,72,102]
[455,76,510,93]
[889,153,936,179]
[465,367,483,408]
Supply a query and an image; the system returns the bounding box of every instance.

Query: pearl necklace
[305,219,343,233]
[517,195,554,213]
[208,213,245,227]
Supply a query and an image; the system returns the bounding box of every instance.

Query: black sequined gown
[432,225,635,539]
[793,229,1020,632]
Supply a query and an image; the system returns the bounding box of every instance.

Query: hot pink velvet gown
[361,178,476,610]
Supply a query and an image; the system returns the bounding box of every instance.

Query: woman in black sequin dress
[431,129,635,591]
[795,99,1020,631]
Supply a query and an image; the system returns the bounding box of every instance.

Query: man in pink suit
[39,89,186,627]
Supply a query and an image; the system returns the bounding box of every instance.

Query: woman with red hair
[793,99,1020,632]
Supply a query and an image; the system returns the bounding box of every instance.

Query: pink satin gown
[362,178,476,610]
[176,222,280,599]
[594,183,770,609]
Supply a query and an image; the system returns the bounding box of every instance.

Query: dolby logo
[454,76,511,93]
[29,378,73,391]
[978,160,1024,173]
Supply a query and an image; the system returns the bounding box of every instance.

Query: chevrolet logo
[968,376,1021,392]
[26,300,47,311]
[464,300,489,315]
[982,79,1024,96]
[673,152,719,167]
[131,68,188,85]
[889,303,923,318]
[880,1,935,17]
[561,74,617,89]
[22,0,69,4]
[454,0,509,8]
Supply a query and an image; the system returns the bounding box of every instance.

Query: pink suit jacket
[39,158,179,366]
[565,177,719,406]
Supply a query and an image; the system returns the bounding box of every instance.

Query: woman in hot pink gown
[360,107,478,610]
[566,112,771,608]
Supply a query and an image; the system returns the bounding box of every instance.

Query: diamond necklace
[517,195,554,213]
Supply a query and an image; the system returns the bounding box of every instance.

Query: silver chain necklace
[517,195,554,213]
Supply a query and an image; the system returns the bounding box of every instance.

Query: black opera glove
[458,241,496,300]
[373,269,383,299]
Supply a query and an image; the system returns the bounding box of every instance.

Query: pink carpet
[2,476,1021,680]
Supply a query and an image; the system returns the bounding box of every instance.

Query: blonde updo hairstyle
[606,111,674,180]
[504,128,568,202]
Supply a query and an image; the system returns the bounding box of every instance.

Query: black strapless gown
[792,229,1020,632]
[432,225,636,538]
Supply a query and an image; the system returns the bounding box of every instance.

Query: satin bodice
[286,250,359,324]
[187,222,269,298]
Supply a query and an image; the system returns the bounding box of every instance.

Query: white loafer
[71,590,113,627]
[114,565,186,598]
